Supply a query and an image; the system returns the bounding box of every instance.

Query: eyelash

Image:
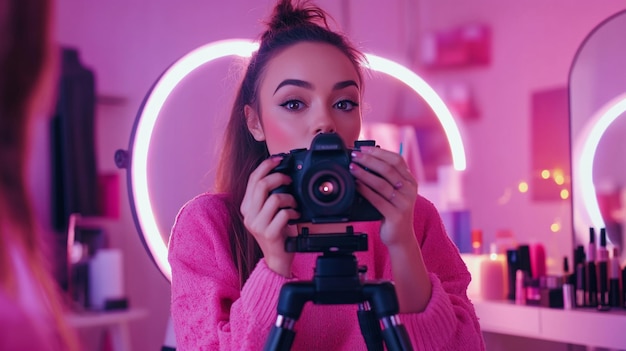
[279,99,359,111]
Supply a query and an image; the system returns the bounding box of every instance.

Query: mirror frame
[569,9,626,248]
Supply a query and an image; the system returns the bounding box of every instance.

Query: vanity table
[66,309,148,351]
[474,299,626,349]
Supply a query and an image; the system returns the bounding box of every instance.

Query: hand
[349,146,418,248]
[240,156,300,277]
[350,147,432,313]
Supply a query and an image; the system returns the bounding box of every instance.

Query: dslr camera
[270,133,383,224]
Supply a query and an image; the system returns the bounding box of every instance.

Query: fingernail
[351,151,359,159]
[394,181,403,189]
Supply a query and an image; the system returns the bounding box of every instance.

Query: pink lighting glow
[130,39,466,281]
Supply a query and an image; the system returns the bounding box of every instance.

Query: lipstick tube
[597,228,609,307]
[586,228,598,307]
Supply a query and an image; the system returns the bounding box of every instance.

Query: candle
[479,252,507,300]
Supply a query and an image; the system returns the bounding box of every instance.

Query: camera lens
[313,177,341,204]
[301,161,355,218]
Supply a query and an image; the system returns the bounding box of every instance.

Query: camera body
[270,133,383,224]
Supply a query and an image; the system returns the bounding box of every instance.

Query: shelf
[65,308,148,328]
[474,299,626,349]
[65,309,148,351]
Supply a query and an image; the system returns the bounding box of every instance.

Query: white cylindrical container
[89,248,125,310]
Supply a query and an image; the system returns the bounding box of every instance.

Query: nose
[313,110,336,135]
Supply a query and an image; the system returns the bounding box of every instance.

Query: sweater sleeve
[168,194,293,351]
[398,196,485,351]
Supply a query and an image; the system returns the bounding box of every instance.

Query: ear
[244,105,266,141]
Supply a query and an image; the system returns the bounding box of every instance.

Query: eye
[280,99,305,111]
[335,100,359,111]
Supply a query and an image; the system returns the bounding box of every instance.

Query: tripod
[263,226,414,351]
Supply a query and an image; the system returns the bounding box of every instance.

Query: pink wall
[40,1,626,350]
[419,1,625,273]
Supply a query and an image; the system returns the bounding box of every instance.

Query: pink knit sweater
[169,193,484,350]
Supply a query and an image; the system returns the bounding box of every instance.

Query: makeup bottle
[609,247,621,307]
[506,249,519,301]
[515,269,526,305]
[597,228,609,308]
[562,257,574,310]
[529,242,546,279]
[586,228,598,307]
[517,245,533,278]
[622,266,626,309]
[574,245,586,307]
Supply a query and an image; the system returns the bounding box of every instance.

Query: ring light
[117,38,467,282]
[572,92,626,242]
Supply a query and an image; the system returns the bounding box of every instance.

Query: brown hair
[0,0,79,349]
[215,0,365,287]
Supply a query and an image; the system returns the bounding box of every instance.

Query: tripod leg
[264,315,297,351]
[380,315,413,351]
[363,282,414,351]
[264,282,315,351]
[357,302,384,351]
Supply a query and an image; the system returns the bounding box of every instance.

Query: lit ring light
[573,92,626,241]
[125,38,466,282]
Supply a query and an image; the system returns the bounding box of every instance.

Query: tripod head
[285,225,368,254]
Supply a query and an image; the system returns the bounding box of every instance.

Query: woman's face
[246,42,362,155]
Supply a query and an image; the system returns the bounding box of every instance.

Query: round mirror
[116,39,467,281]
[570,10,626,255]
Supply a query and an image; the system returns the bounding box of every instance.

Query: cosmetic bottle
[574,245,586,307]
[506,249,519,301]
[515,269,526,305]
[529,242,546,279]
[518,244,533,278]
[597,228,609,308]
[561,256,574,309]
[622,266,626,309]
[586,228,598,307]
[609,247,621,307]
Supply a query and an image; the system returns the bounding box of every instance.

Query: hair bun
[265,0,328,32]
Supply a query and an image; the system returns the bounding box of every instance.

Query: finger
[247,192,298,233]
[246,156,285,193]
[349,162,394,200]
[352,147,415,188]
[241,165,292,215]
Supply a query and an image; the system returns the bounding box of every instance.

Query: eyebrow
[273,79,359,95]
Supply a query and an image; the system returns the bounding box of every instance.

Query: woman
[169,0,484,349]
[0,0,79,349]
